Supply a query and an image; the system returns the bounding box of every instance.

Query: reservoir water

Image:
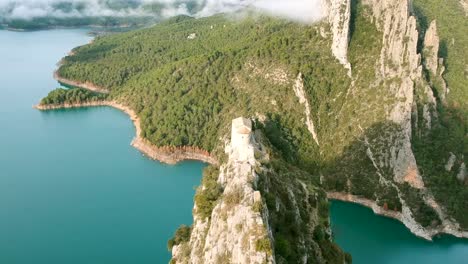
[330,201,468,264]
[0,29,204,263]
[0,29,467,264]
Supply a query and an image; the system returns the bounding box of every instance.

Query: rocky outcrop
[172,117,274,264]
[457,163,467,182]
[423,20,448,101]
[322,0,352,75]
[361,0,423,189]
[437,58,449,101]
[171,118,348,263]
[461,0,468,16]
[445,153,457,171]
[423,21,440,76]
[293,73,320,145]
[421,84,438,130]
[365,0,427,130]
[363,0,421,78]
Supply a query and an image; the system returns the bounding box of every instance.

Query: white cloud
[252,0,324,23]
[0,0,325,23]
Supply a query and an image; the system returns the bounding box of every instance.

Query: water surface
[331,201,468,264]
[0,29,204,264]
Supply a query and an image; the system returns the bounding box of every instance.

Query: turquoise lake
[0,29,467,264]
[331,201,468,264]
[0,29,204,263]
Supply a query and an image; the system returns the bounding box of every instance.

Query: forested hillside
[57,13,350,159]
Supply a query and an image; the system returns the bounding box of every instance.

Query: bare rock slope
[171,118,349,263]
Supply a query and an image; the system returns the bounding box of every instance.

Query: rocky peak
[423,20,449,101]
[172,117,274,264]
[423,20,440,75]
[363,0,421,79]
[360,0,423,188]
[322,0,352,75]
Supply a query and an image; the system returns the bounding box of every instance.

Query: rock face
[362,0,424,189]
[171,118,348,263]
[326,0,467,239]
[363,0,421,78]
[293,73,320,145]
[172,117,274,264]
[424,21,440,75]
[322,0,352,75]
[445,153,457,171]
[423,20,448,101]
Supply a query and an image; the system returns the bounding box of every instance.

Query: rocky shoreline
[327,192,468,241]
[35,101,217,165]
[53,71,109,94]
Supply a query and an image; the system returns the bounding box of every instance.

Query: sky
[0,0,325,23]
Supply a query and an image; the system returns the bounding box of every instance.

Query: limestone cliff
[324,0,467,239]
[293,73,320,146]
[171,117,272,264]
[362,0,424,188]
[322,0,352,75]
[369,3,466,239]
[423,20,448,102]
[423,21,440,76]
[171,118,349,263]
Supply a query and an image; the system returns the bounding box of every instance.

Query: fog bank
[0,0,325,23]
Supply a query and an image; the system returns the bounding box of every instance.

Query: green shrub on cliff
[167,225,191,250]
[194,166,222,219]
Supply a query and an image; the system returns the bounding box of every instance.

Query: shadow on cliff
[258,98,466,228]
[315,106,467,229]
[348,0,359,41]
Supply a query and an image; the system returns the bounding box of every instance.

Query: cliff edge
[171,118,350,263]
